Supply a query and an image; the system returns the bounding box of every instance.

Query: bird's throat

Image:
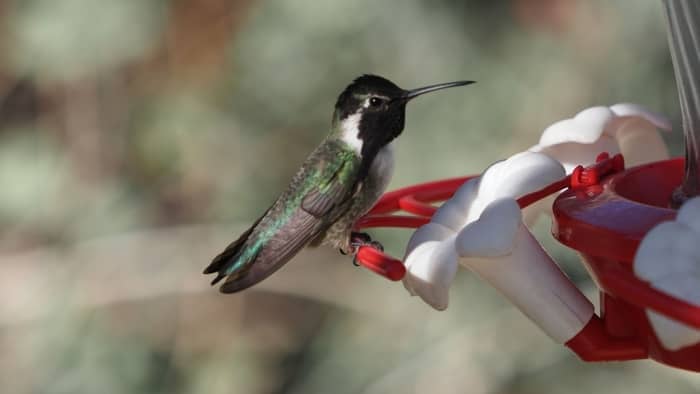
[339,113,363,155]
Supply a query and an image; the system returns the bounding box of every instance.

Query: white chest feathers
[369,142,395,192]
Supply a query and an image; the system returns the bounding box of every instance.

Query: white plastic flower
[525,103,671,225]
[530,103,671,172]
[403,151,565,310]
[634,197,700,351]
[403,152,594,341]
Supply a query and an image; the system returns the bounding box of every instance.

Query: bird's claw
[347,232,384,266]
[367,240,384,252]
[350,232,372,248]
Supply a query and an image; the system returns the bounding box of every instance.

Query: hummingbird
[204,75,473,293]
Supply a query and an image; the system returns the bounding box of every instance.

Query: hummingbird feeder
[353,0,700,372]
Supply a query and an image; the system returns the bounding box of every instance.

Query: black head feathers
[334,75,405,119]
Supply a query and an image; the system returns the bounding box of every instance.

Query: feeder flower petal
[402,222,459,310]
[455,198,521,258]
[530,103,671,173]
[536,106,617,146]
[402,152,566,311]
[609,103,671,131]
[634,197,700,351]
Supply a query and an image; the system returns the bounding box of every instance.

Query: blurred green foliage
[0,0,697,393]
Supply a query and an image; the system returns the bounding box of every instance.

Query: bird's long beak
[403,80,475,101]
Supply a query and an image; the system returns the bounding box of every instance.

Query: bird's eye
[369,97,383,107]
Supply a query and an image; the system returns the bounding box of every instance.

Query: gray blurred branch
[0,225,404,327]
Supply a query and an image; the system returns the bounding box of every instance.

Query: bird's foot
[339,232,384,267]
[339,232,369,255]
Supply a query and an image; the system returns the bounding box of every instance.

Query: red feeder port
[554,157,700,372]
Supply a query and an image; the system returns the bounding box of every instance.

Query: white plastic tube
[457,200,594,343]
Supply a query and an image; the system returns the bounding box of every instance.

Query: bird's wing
[202,209,268,276]
[208,143,361,293]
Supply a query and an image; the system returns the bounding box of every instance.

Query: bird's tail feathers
[203,223,257,285]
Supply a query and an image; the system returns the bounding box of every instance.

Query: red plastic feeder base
[554,158,700,372]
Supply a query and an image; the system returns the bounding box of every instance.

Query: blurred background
[0,0,697,393]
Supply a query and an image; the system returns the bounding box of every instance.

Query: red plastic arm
[352,172,573,281]
[355,247,406,281]
[350,174,565,281]
[352,176,475,281]
[353,154,624,281]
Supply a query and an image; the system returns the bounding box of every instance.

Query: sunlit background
[1,0,698,393]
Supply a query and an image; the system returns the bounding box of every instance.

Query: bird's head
[332,75,474,157]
